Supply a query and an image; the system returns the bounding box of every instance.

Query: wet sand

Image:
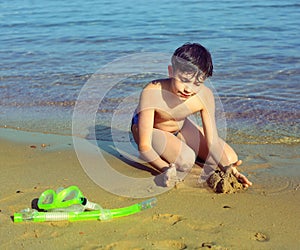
[0,128,299,249]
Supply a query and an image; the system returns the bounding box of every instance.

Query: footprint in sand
[151,240,187,250]
[89,240,187,250]
[253,232,269,242]
[94,241,137,250]
[152,213,185,226]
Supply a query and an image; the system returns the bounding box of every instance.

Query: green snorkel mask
[37,185,99,212]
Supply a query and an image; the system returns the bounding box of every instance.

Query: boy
[131,43,252,188]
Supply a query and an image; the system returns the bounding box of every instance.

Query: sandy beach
[0,128,299,250]
[2,0,299,248]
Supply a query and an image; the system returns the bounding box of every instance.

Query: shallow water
[0,0,299,144]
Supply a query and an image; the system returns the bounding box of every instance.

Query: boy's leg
[177,118,239,165]
[151,128,196,186]
[151,128,196,171]
[132,124,196,169]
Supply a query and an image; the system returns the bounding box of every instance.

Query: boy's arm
[199,89,232,169]
[201,89,252,187]
[137,85,170,172]
[137,109,170,172]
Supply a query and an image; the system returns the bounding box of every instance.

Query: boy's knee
[175,147,196,172]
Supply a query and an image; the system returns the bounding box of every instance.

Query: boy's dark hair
[171,43,213,78]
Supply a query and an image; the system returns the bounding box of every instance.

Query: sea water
[0,0,299,145]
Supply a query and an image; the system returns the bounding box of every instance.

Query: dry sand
[0,129,299,250]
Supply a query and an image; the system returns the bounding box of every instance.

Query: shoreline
[0,128,299,249]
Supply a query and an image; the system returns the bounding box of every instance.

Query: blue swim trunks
[131,112,139,126]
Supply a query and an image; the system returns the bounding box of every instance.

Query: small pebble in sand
[201,242,214,248]
[30,145,37,149]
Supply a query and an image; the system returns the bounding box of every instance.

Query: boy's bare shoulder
[196,84,214,99]
[151,78,170,85]
[144,78,170,90]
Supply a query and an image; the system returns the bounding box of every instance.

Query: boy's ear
[168,65,173,77]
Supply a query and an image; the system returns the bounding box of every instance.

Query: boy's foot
[163,164,178,187]
[176,163,192,172]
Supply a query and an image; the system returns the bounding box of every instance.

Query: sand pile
[207,169,244,193]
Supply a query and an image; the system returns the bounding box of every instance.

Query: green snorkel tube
[14,186,157,223]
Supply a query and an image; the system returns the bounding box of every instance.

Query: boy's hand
[226,160,253,188]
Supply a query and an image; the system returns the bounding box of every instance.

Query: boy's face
[168,65,206,100]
